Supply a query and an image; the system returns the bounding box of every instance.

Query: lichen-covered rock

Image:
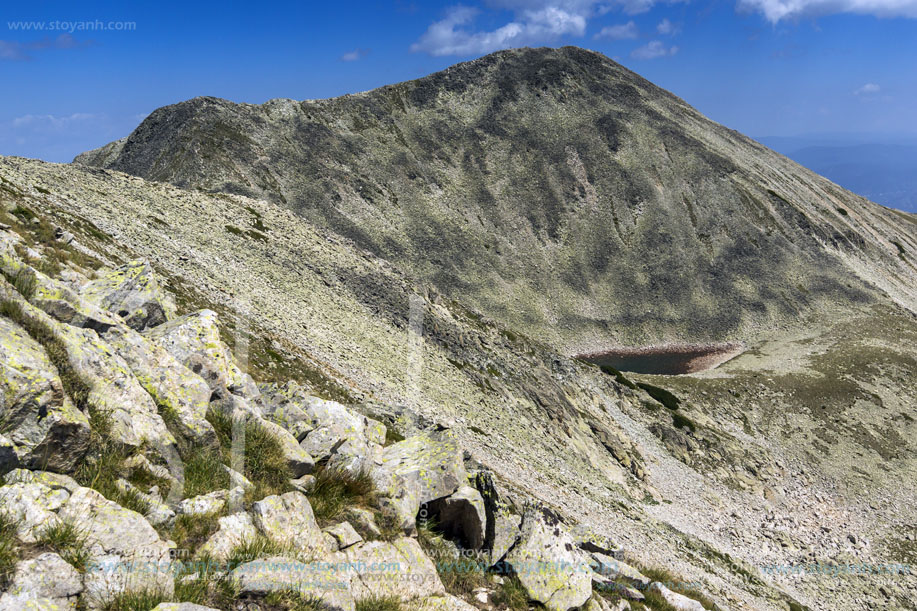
[54,320,178,458]
[257,380,316,440]
[325,436,383,474]
[503,504,592,611]
[230,554,355,611]
[415,595,479,610]
[428,484,486,550]
[0,552,83,609]
[3,468,80,492]
[345,537,445,601]
[590,552,650,588]
[370,432,466,534]
[324,521,363,550]
[0,481,70,542]
[151,604,221,611]
[299,397,386,469]
[472,469,521,563]
[648,582,706,611]
[257,416,314,477]
[346,507,381,539]
[79,260,177,331]
[29,269,122,333]
[144,309,258,399]
[59,486,174,604]
[197,511,258,561]
[100,323,217,451]
[251,491,326,558]
[0,316,91,471]
[178,489,229,517]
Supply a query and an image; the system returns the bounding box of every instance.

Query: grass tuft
[182,446,231,498]
[171,511,222,552]
[0,513,19,587]
[356,595,405,611]
[490,573,531,610]
[206,407,292,502]
[96,588,170,611]
[307,465,376,525]
[35,519,91,572]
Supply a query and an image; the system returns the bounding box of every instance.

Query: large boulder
[59,487,174,606]
[257,381,316,440]
[370,432,466,534]
[0,480,70,542]
[27,267,122,334]
[79,260,177,331]
[54,321,177,458]
[0,316,91,472]
[648,582,706,611]
[251,491,326,558]
[590,552,651,588]
[427,485,487,550]
[0,552,83,609]
[473,470,521,563]
[230,554,355,611]
[197,512,258,561]
[345,537,446,601]
[257,417,314,477]
[100,323,217,451]
[3,468,81,492]
[144,309,259,399]
[502,504,592,611]
[300,397,386,456]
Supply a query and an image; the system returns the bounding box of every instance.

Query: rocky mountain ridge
[76,46,917,353]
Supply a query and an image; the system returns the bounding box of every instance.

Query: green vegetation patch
[637,382,682,410]
[307,465,376,526]
[600,365,637,389]
[206,407,293,502]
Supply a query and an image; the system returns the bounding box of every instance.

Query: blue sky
[1,0,916,163]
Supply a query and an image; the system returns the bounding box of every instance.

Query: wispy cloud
[340,48,370,62]
[631,40,679,59]
[594,21,639,39]
[410,4,590,56]
[656,18,680,34]
[854,83,881,95]
[11,113,100,130]
[0,34,91,61]
[738,0,917,22]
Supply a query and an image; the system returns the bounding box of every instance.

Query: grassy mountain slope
[2,156,915,609]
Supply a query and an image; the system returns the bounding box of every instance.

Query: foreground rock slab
[503,504,592,611]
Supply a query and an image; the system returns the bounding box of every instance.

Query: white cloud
[630,40,679,59]
[410,4,592,56]
[11,113,98,129]
[0,34,90,61]
[340,48,370,62]
[656,18,679,34]
[738,0,917,22]
[854,83,881,95]
[594,20,639,39]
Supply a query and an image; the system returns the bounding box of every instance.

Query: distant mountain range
[758,135,917,213]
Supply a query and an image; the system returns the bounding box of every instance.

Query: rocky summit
[76,46,916,353]
[0,46,914,611]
